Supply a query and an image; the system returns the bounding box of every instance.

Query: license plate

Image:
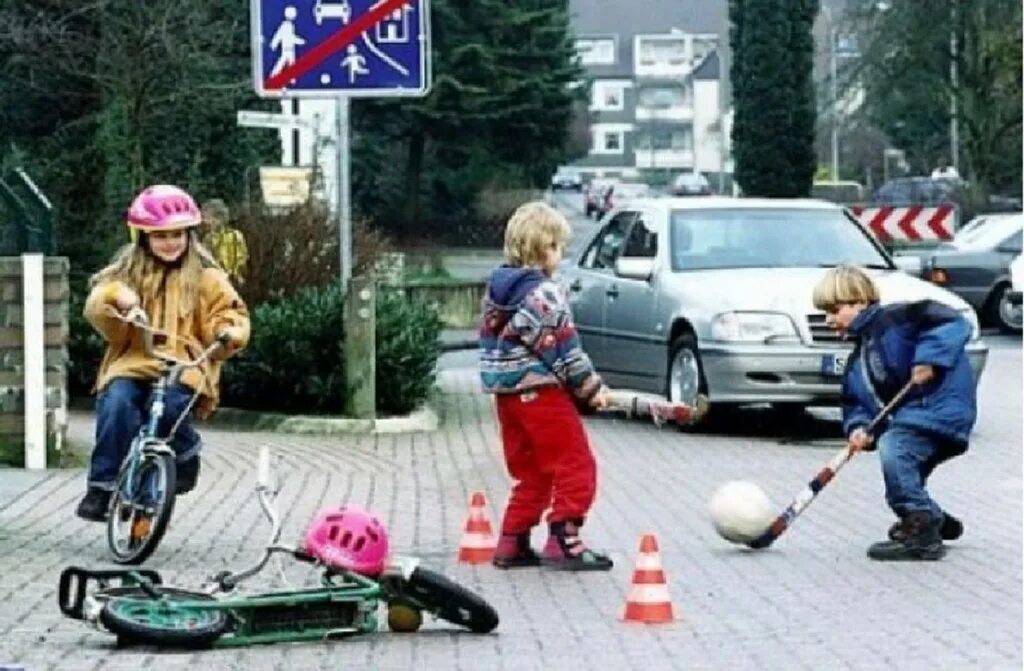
[820,352,846,377]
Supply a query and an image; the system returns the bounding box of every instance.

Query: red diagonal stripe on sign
[265,0,414,90]
[867,206,893,241]
[896,205,923,241]
[926,205,954,240]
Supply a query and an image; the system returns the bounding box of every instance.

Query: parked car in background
[873,176,963,206]
[670,172,712,196]
[559,197,987,424]
[550,167,583,191]
[923,212,1023,333]
[811,180,866,205]
[1009,253,1023,306]
[583,178,618,218]
[595,182,651,220]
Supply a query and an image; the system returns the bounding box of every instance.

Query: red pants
[495,386,597,534]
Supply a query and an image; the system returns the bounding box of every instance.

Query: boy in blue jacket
[813,265,976,561]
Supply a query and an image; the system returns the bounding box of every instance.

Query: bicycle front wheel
[403,567,499,633]
[100,587,227,648]
[107,452,177,565]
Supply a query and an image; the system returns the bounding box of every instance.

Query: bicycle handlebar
[109,306,226,371]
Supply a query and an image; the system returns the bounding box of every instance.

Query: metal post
[335,98,352,294]
[949,2,959,172]
[830,27,839,182]
[22,253,46,470]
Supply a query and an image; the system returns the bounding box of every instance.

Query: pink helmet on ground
[303,506,389,576]
[126,184,202,232]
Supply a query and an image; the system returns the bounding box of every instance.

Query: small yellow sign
[259,166,312,207]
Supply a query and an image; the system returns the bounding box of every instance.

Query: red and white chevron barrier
[848,204,956,242]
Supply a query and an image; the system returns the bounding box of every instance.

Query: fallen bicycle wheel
[100,588,228,648]
[401,567,498,633]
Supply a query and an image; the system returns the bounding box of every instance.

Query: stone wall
[0,257,69,466]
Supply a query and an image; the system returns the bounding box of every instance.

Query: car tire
[666,333,710,428]
[986,282,1023,334]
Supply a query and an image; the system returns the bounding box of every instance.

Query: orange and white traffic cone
[456,491,498,564]
[622,533,676,624]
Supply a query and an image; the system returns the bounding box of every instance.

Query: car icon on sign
[314,0,351,25]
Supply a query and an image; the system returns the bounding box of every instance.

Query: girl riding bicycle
[76,185,250,522]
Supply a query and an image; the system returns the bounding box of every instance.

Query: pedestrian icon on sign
[269,6,307,78]
[341,44,370,83]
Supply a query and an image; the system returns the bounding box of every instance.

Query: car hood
[661,267,972,313]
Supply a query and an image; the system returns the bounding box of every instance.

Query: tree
[851,0,1022,198]
[729,0,819,197]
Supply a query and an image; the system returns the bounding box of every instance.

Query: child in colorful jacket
[76,185,250,522]
[813,265,975,561]
[479,201,613,571]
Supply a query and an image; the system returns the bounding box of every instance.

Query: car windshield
[949,214,1023,251]
[669,208,892,271]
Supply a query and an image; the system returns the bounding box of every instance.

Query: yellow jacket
[204,227,249,284]
[84,268,251,418]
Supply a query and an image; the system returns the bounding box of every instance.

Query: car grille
[806,313,845,345]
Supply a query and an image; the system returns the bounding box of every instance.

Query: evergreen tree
[730,0,819,197]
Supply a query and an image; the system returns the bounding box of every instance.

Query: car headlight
[959,308,981,341]
[710,312,800,343]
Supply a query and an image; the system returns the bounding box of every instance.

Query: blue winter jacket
[842,301,976,445]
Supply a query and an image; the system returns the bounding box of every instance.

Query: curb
[440,338,478,352]
[208,405,439,435]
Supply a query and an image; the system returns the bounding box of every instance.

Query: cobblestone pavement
[1,339,1020,670]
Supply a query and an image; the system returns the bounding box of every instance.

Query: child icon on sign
[269,6,306,78]
[341,44,369,83]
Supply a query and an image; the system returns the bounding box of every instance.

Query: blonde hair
[90,229,222,316]
[812,264,880,311]
[503,201,571,267]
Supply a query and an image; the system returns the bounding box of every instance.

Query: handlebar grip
[216,331,232,346]
[257,447,270,488]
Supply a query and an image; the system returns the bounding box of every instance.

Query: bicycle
[59,447,499,647]
[101,307,229,565]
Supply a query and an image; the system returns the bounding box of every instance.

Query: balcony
[635,106,694,123]
[633,149,695,170]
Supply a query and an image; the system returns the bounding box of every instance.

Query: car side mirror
[615,257,655,281]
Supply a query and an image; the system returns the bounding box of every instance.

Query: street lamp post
[830,27,839,181]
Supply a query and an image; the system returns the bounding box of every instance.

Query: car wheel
[988,283,1023,334]
[667,334,709,424]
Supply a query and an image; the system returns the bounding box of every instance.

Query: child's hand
[589,385,611,409]
[215,326,245,349]
[911,364,934,385]
[113,286,139,313]
[848,428,874,453]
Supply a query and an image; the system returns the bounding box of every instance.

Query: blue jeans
[88,378,202,490]
[877,424,966,520]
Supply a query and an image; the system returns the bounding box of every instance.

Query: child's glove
[589,385,611,409]
[911,364,934,385]
[215,326,245,351]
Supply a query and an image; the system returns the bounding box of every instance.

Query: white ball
[708,480,775,545]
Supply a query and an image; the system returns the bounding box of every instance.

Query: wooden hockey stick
[604,390,710,427]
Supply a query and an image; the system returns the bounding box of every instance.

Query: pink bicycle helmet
[303,506,389,576]
[126,184,202,232]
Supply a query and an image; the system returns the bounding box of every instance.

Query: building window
[604,132,622,152]
[592,81,627,111]
[638,86,687,109]
[635,128,693,151]
[576,38,616,65]
[636,36,686,69]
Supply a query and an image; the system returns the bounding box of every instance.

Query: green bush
[375,289,443,415]
[220,283,441,416]
[68,288,105,401]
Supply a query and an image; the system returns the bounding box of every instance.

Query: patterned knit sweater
[479,265,603,401]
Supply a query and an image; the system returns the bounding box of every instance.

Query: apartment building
[568,0,733,187]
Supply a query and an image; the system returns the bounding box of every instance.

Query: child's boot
[869,511,946,561]
[75,488,111,522]
[541,519,613,571]
[492,533,541,569]
[888,511,963,542]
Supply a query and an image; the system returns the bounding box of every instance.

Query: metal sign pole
[335,98,352,295]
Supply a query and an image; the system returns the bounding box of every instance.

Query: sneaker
[75,488,111,522]
[492,533,542,569]
[541,519,613,571]
[175,458,200,495]
[888,512,963,542]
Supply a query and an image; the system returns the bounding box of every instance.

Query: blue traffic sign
[251,0,431,97]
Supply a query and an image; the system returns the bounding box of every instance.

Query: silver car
[560,197,988,418]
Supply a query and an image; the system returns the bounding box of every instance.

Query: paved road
[0,332,1020,669]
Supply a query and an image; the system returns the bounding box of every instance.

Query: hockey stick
[604,390,710,427]
[746,380,917,550]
